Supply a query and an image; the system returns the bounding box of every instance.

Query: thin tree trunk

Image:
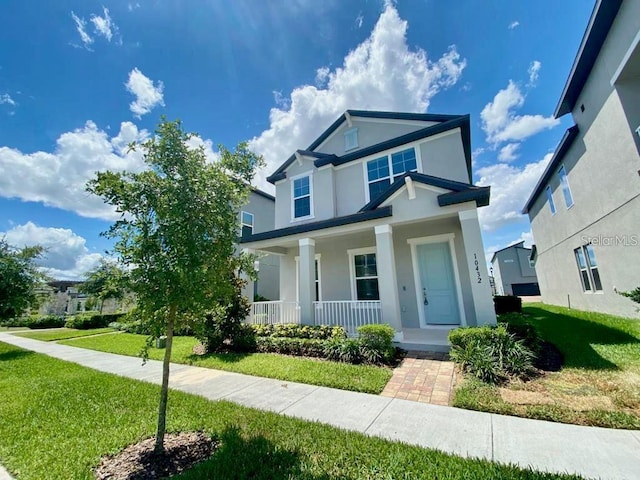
[99,298,104,314]
[154,304,176,455]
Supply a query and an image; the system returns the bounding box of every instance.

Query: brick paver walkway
[381,351,456,405]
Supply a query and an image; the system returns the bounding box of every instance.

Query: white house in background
[490,241,540,297]
[241,110,496,350]
[523,0,640,318]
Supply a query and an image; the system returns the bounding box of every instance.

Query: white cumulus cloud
[2,222,103,280]
[528,60,541,86]
[0,121,149,220]
[477,153,553,231]
[481,80,559,145]
[90,7,117,43]
[249,3,466,191]
[125,68,165,118]
[498,143,520,162]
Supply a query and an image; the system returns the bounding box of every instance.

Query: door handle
[423,288,429,305]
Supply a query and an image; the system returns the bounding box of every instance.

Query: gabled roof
[360,172,490,212]
[522,125,579,214]
[250,187,275,202]
[554,0,623,118]
[489,240,529,265]
[267,111,472,184]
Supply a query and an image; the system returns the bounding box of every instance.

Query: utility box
[156,336,167,349]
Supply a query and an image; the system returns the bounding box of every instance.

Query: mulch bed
[95,432,217,480]
[534,341,564,372]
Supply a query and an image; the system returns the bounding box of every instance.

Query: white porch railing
[314,300,382,336]
[248,301,300,325]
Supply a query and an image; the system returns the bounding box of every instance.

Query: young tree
[87,118,262,455]
[0,239,45,321]
[79,259,127,313]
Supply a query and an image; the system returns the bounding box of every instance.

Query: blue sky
[0,0,592,279]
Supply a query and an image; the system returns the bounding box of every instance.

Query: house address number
[474,253,482,284]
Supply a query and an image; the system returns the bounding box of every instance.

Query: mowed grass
[61,332,392,394]
[0,341,582,480]
[453,304,640,429]
[14,328,116,342]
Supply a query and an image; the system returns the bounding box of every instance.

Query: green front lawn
[14,328,116,342]
[0,341,581,479]
[453,304,640,429]
[60,333,392,394]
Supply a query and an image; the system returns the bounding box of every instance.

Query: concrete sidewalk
[1,333,639,480]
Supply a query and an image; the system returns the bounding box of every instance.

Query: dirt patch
[95,431,217,480]
[499,388,555,405]
[534,341,563,372]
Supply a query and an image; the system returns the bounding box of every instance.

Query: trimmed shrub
[250,323,346,340]
[25,315,66,329]
[357,324,395,364]
[449,324,535,384]
[324,337,362,364]
[64,312,125,329]
[255,337,327,357]
[493,295,522,314]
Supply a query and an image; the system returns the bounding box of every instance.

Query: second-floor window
[546,186,556,215]
[292,174,312,219]
[240,211,254,237]
[574,244,602,292]
[558,165,574,208]
[366,147,417,201]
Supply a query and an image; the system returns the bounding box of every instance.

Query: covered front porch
[242,209,495,350]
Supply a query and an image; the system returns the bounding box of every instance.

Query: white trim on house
[240,211,254,236]
[611,28,640,85]
[290,171,315,222]
[347,247,378,301]
[295,253,322,302]
[407,233,467,328]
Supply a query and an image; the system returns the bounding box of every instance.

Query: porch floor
[397,326,456,353]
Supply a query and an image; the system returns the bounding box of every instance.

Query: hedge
[250,323,346,340]
[64,313,125,330]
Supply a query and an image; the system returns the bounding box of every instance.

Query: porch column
[241,248,256,304]
[458,210,497,326]
[374,225,403,339]
[298,238,315,325]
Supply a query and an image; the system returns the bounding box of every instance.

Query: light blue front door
[416,242,461,325]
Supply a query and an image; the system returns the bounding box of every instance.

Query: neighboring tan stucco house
[523,0,640,318]
[240,110,497,350]
[241,189,280,302]
[490,241,540,297]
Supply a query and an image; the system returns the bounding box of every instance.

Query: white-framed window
[240,211,254,237]
[558,165,574,208]
[574,244,602,292]
[348,247,379,301]
[344,128,358,151]
[291,173,313,220]
[546,186,556,215]
[365,147,417,201]
[295,254,322,302]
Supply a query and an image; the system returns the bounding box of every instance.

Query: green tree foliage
[619,287,640,305]
[79,259,127,313]
[87,118,262,454]
[0,239,45,321]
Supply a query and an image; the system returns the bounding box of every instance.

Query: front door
[416,241,461,325]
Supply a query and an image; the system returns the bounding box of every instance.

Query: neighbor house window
[292,174,312,219]
[295,255,321,302]
[558,165,574,208]
[349,249,379,300]
[574,245,602,292]
[546,186,556,215]
[240,211,254,237]
[366,147,417,201]
[344,128,358,151]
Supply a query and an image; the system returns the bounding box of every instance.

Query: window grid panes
[574,247,591,291]
[240,211,253,237]
[546,186,556,215]
[584,245,603,291]
[293,176,311,218]
[366,148,416,201]
[354,253,379,300]
[575,245,603,292]
[558,166,574,208]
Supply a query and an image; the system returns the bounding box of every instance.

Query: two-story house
[490,241,540,297]
[523,0,640,318]
[240,110,496,349]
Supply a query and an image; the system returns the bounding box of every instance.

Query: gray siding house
[523,0,640,318]
[490,241,539,297]
[241,110,496,349]
[241,189,280,302]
